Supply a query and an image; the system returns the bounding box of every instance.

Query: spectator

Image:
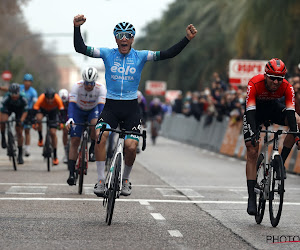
[172,92,183,114]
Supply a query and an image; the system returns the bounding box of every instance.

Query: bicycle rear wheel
[7,130,17,171]
[106,153,121,225]
[269,155,284,227]
[255,153,265,224]
[78,138,87,195]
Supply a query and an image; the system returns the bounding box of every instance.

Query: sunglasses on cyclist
[266,74,284,82]
[84,81,95,86]
[115,32,134,40]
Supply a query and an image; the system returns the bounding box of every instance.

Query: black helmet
[45,87,56,99]
[9,83,20,95]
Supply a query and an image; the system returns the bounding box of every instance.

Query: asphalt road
[0,130,300,250]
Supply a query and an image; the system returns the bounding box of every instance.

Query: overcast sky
[21,0,175,68]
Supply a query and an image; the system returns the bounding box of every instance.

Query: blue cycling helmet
[113,22,136,37]
[23,73,33,81]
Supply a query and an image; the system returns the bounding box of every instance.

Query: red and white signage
[229,59,267,86]
[165,90,182,103]
[145,80,166,96]
[1,70,12,81]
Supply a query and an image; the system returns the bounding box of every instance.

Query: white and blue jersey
[20,85,38,109]
[86,47,158,100]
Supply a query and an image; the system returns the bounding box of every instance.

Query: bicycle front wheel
[269,155,285,227]
[106,153,121,226]
[255,153,266,224]
[78,138,87,195]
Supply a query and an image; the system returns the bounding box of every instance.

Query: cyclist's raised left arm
[153,24,197,61]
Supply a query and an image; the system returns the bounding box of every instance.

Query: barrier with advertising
[160,114,300,175]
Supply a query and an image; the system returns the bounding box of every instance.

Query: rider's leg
[67,136,80,184]
[62,127,68,162]
[88,118,97,162]
[36,113,43,145]
[245,140,259,215]
[1,113,8,148]
[24,128,30,156]
[16,124,24,164]
[50,128,59,164]
[95,129,109,181]
[124,138,138,179]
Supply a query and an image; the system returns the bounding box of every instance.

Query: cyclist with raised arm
[0,83,28,164]
[243,58,300,216]
[73,14,197,197]
[58,89,69,164]
[33,88,65,165]
[65,67,106,186]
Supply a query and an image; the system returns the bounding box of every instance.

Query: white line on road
[139,200,150,205]
[150,213,166,220]
[168,230,183,237]
[1,197,300,205]
[5,192,46,195]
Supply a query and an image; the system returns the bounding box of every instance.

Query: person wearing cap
[0,83,28,164]
[20,73,38,157]
[73,14,197,197]
[243,58,300,216]
[58,88,70,164]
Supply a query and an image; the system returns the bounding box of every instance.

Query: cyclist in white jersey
[65,67,106,186]
[73,14,197,196]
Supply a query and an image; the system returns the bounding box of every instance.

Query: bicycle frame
[255,128,280,200]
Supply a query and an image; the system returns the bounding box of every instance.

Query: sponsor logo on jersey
[111,62,136,75]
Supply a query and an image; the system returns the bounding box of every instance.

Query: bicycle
[72,122,94,195]
[254,122,296,227]
[97,124,146,225]
[3,120,17,171]
[34,115,58,171]
[150,115,162,145]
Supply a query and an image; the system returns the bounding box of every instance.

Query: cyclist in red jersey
[243,58,300,216]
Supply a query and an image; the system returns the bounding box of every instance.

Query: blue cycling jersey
[86,47,159,100]
[20,84,38,109]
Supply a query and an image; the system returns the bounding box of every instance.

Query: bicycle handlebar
[97,124,147,151]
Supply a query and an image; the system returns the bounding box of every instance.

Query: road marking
[168,230,183,237]
[5,186,47,195]
[1,197,300,206]
[150,213,166,220]
[139,200,150,205]
[156,188,204,198]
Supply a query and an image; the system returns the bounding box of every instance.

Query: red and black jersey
[246,74,295,112]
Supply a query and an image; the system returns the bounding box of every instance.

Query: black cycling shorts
[1,107,24,120]
[98,99,141,132]
[38,108,59,129]
[243,100,287,142]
